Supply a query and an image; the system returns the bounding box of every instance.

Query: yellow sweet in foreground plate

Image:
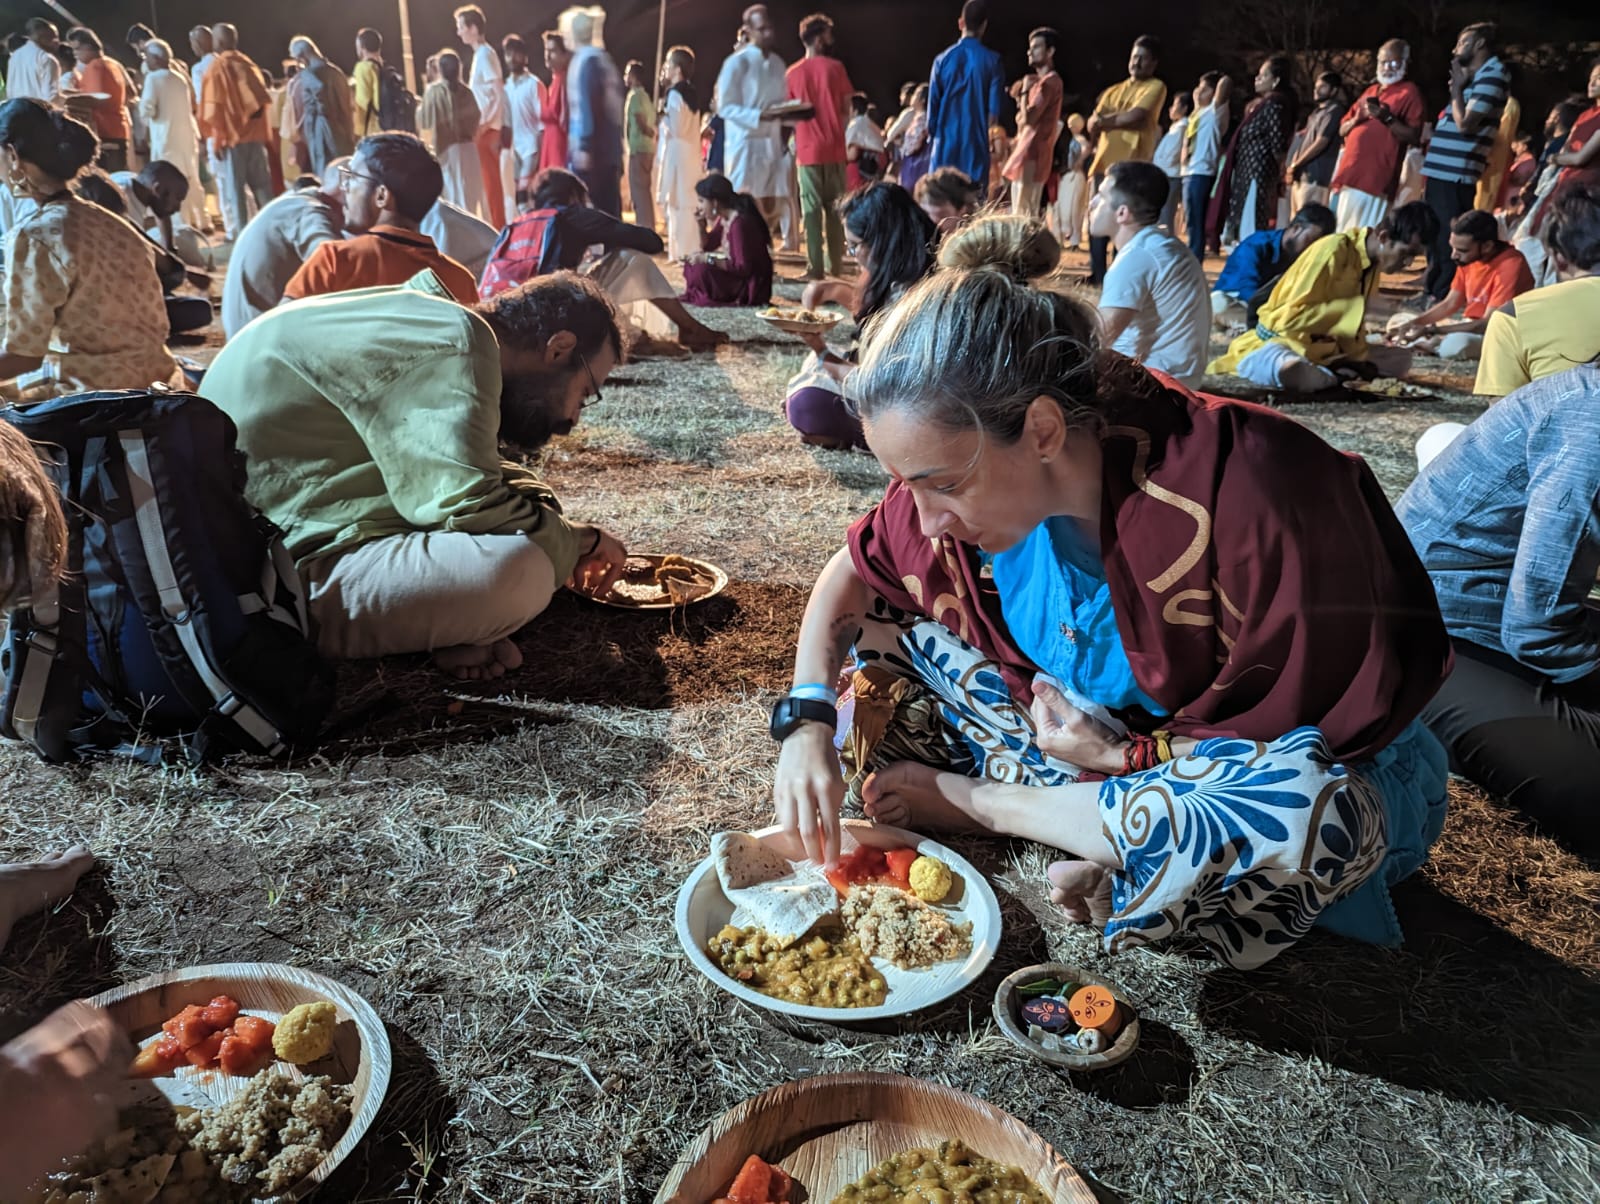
[272,1000,338,1064]
[908,855,952,903]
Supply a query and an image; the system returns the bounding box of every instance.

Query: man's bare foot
[0,846,95,951]
[861,762,984,832]
[679,328,730,351]
[1047,859,1114,927]
[432,639,524,682]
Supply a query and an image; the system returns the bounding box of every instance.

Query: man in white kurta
[139,40,207,233]
[5,20,62,102]
[713,5,790,235]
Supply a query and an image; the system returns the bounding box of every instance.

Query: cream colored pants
[304,532,557,659]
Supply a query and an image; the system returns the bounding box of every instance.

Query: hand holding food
[569,526,629,597]
[772,722,845,867]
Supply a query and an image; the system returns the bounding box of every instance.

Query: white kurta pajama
[141,68,207,232]
[713,44,789,202]
[655,89,702,261]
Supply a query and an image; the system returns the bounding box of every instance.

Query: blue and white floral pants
[852,603,1422,970]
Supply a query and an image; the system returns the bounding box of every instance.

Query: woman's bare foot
[1047,859,1114,927]
[432,639,524,682]
[861,762,984,831]
[0,846,95,951]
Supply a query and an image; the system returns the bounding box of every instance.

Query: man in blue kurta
[927,0,1004,194]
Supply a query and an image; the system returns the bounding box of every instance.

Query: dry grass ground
[3,252,1598,1204]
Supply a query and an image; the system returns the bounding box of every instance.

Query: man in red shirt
[284,133,478,304]
[65,27,130,172]
[786,13,854,281]
[1391,208,1533,360]
[1002,27,1063,218]
[1331,38,1425,233]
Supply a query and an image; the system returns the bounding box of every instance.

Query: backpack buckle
[25,630,59,656]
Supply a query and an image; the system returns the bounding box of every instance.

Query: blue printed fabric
[851,599,1424,969]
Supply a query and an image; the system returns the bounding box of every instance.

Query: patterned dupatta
[847,363,1451,761]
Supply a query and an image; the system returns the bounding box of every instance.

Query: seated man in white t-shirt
[1090,160,1212,388]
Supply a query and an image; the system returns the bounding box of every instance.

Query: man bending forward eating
[200,271,627,680]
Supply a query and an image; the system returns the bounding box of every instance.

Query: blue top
[567,46,624,166]
[1396,363,1600,684]
[988,517,1167,716]
[1213,229,1286,301]
[927,36,1005,192]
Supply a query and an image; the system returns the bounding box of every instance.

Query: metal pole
[652,0,666,103]
[397,0,417,96]
[40,0,86,27]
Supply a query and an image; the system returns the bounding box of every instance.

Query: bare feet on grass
[433,638,524,682]
[861,762,984,832]
[0,846,95,951]
[1048,859,1113,927]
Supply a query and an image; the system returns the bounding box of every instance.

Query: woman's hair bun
[938,214,1062,281]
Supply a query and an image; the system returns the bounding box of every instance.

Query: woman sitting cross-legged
[681,173,774,308]
[782,181,937,451]
[1398,361,1600,859]
[771,215,1454,969]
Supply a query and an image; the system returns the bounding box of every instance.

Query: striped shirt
[1422,56,1509,185]
[1396,364,1600,683]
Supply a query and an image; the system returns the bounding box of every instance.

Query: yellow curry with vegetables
[708,923,887,1008]
[830,1140,1051,1204]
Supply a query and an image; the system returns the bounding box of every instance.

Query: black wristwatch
[770,695,838,742]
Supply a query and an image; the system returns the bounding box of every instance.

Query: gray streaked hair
[850,215,1105,443]
[144,37,172,65]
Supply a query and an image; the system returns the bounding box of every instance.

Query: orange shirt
[74,57,130,141]
[201,49,272,149]
[1452,242,1534,321]
[283,227,479,304]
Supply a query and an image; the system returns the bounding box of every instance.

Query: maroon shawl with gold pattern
[846,365,1451,761]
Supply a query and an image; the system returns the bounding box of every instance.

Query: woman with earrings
[0,99,182,399]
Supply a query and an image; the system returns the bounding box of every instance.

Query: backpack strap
[7,581,62,749]
[116,429,289,756]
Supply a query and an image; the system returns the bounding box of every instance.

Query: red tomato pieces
[134,995,278,1076]
[218,1032,272,1076]
[200,994,240,1027]
[824,845,918,896]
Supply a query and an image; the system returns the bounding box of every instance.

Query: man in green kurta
[200,269,627,680]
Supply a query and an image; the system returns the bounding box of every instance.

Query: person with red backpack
[480,167,728,353]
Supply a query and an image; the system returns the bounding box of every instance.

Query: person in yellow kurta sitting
[1208,200,1437,392]
[1475,182,1600,397]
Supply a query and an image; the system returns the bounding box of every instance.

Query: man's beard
[499,367,577,453]
[1377,68,1405,86]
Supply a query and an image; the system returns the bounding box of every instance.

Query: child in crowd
[1154,92,1192,234]
[1049,112,1091,249]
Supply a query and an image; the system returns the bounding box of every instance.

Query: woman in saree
[1210,56,1297,248]
[771,215,1453,969]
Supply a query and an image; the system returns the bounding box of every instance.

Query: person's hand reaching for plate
[773,722,844,867]
[568,525,628,597]
[0,1002,132,1197]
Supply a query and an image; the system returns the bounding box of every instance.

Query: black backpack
[0,390,335,764]
[378,64,418,134]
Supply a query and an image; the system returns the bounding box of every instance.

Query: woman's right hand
[773,722,844,867]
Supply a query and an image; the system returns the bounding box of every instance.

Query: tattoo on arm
[827,613,862,668]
